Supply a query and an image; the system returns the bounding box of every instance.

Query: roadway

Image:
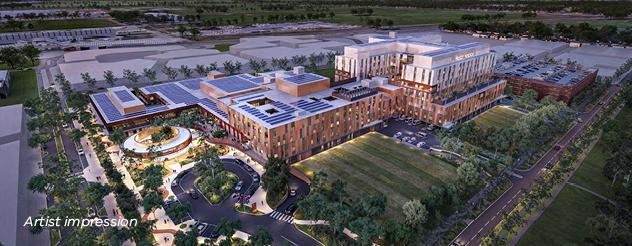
[172,159,318,245]
[453,75,628,245]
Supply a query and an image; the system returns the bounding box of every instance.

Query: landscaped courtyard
[0,70,38,107]
[294,132,458,218]
[472,106,525,129]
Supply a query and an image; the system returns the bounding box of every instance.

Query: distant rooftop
[496,60,596,85]
[202,74,262,94]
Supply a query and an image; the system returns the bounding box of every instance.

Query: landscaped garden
[294,132,458,219]
[472,106,525,129]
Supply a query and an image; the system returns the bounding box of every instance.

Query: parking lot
[378,115,441,150]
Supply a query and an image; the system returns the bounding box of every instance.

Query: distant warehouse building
[0,70,9,99]
[495,61,597,104]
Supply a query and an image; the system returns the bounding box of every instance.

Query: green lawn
[473,106,525,129]
[213,43,233,52]
[312,67,334,81]
[0,70,38,107]
[294,132,458,218]
[517,185,601,246]
[0,19,118,33]
[570,104,632,199]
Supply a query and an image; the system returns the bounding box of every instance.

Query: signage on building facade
[455,52,475,61]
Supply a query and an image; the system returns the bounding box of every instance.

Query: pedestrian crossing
[269,211,294,224]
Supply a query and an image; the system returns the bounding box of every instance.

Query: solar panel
[178,78,202,90]
[237,103,296,125]
[205,76,259,93]
[284,73,325,85]
[113,90,136,102]
[293,100,333,113]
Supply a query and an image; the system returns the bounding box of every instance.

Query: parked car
[77,147,84,155]
[402,136,409,142]
[394,132,402,138]
[252,174,260,183]
[544,160,554,169]
[416,142,426,148]
[171,179,178,187]
[189,190,199,199]
[290,188,297,197]
[235,181,244,191]
[244,165,254,172]
[207,224,220,239]
[284,204,298,215]
[416,131,427,138]
[553,145,561,151]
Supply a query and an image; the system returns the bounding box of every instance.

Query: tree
[291,55,306,66]
[143,68,157,83]
[326,52,337,68]
[208,62,218,72]
[216,218,241,244]
[21,44,41,66]
[0,46,26,69]
[223,61,237,75]
[261,157,289,202]
[194,143,223,179]
[513,89,539,111]
[402,199,428,228]
[109,128,126,146]
[174,228,198,246]
[189,27,200,40]
[194,64,207,76]
[176,25,188,38]
[142,191,164,216]
[81,72,97,90]
[349,217,383,246]
[68,128,85,143]
[103,70,116,86]
[165,202,191,220]
[83,182,111,208]
[249,227,273,246]
[123,69,140,83]
[98,228,132,246]
[457,161,480,188]
[162,66,179,80]
[179,65,193,78]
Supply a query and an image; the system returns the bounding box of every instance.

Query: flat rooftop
[202,74,261,94]
[496,60,595,85]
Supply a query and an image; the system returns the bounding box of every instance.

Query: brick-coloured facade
[497,69,597,103]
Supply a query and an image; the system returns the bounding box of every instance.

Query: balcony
[433,79,504,106]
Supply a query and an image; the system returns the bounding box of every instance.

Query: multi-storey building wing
[335,32,505,126]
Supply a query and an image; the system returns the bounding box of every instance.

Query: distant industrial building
[0,27,117,45]
[495,61,598,103]
[0,70,9,99]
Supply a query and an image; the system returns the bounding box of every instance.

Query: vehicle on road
[244,165,253,172]
[252,174,260,183]
[189,190,199,199]
[544,160,554,169]
[171,179,178,187]
[77,148,84,155]
[284,203,298,215]
[290,188,297,197]
[235,181,243,191]
[554,145,561,151]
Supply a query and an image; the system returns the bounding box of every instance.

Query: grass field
[517,185,601,246]
[0,71,38,107]
[294,132,458,218]
[0,19,118,33]
[312,67,334,81]
[570,104,632,199]
[473,106,525,129]
[213,43,232,52]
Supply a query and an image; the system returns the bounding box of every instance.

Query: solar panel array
[284,73,325,85]
[206,76,259,93]
[144,83,200,105]
[238,94,265,102]
[113,90,136,102]
[199,98,229,119]
[0,28,115,44]
[238,104,296,126]
[293,99,333,113]
[92,93,169,122]
[178,78,202,90]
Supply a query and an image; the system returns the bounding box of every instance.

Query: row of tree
[0,45,41,68]
[442,21,632,45]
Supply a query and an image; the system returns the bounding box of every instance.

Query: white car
[394,132,402,138]
[402,136,409,142]
[416,142,426,148]
[410,137,417,142]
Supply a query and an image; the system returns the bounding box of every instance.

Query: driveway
[172,159,319,245]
